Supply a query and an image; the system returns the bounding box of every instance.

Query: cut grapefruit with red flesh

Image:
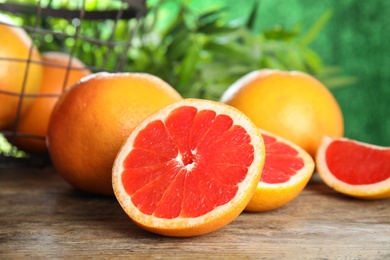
[245,129,315,212]
[316,136,390,199]
[112,99,265,237]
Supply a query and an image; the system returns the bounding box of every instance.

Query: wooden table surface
[0,163,389,259]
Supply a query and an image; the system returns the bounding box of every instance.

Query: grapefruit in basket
[220,69,344,157]
[245,129,315,212]
[316,136,390,199]
[9,52,91,155]
[47,72,182,195]
[112,99,265,237]
[0,16,42,129]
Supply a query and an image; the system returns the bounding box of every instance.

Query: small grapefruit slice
[112,99,265,237]
[245,130,315,212]
[316,136,390,199]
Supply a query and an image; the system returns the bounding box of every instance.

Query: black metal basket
[0,0,146,165]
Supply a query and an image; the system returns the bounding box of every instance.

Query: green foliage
[124,0,355,99]
[0,135,25,158]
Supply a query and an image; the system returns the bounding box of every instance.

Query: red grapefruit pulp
[316,136,390,199]
[322,139,389,184]
[245,130,314,212]
[261,133,306,183]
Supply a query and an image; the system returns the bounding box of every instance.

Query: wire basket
[0,0,146,165]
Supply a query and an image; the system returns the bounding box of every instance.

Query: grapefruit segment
[245,129,315,212]
[112,99,265,237]
[189,110,216,150]
[165,106,196,163]
[316,136,390,199]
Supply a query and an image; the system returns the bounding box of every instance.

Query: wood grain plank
[0,166,389,259]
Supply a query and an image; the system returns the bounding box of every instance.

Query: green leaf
[263,26,299,41]
[284,47,306,71]
[301,48,323,74]
[321,76,358,89]
[162,8,189,38]
[165,27,193,60]
[176,36,204,93]
[262,54,286,70]
[246,0,260,30]
[198,9,226,26]
[317,66,342,76]
[198,23,238,35]
[204,40,252,63]
[299,9,333,46]
[316,66,358,88]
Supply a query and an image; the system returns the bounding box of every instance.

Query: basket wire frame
[0,0,146,161]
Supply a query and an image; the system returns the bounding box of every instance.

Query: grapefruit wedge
[316,136,390,199]
[112,99,265,237]
[245,130,315,212]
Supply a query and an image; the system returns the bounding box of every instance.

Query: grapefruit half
[112,99,265,237]
[316,136,390,199]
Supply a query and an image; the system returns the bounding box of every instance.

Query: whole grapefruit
[221,69,344,157]
[47,72,182,195]
[0,17,42,129]
[9,52,91,155]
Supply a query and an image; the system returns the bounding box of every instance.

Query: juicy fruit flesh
[121,106,255,219]
[326,140,390,185]
[261,134,304,184]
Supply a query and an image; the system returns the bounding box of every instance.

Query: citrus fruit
[245,129,315,212]
[316,136,390,199]
[220,69,344,158]
[47,72,182,195]
[112,99,265,237]
[9,52,91,155]
[0,16,42,129]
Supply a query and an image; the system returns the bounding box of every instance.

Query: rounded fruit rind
[47,72,182,195]
[8,52,91,154]
[0,20,42,129]
[221,69,344,158]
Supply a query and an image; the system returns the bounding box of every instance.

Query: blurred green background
[0,0,389,157]
[206,0,390,146]
[246,0,390,146]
